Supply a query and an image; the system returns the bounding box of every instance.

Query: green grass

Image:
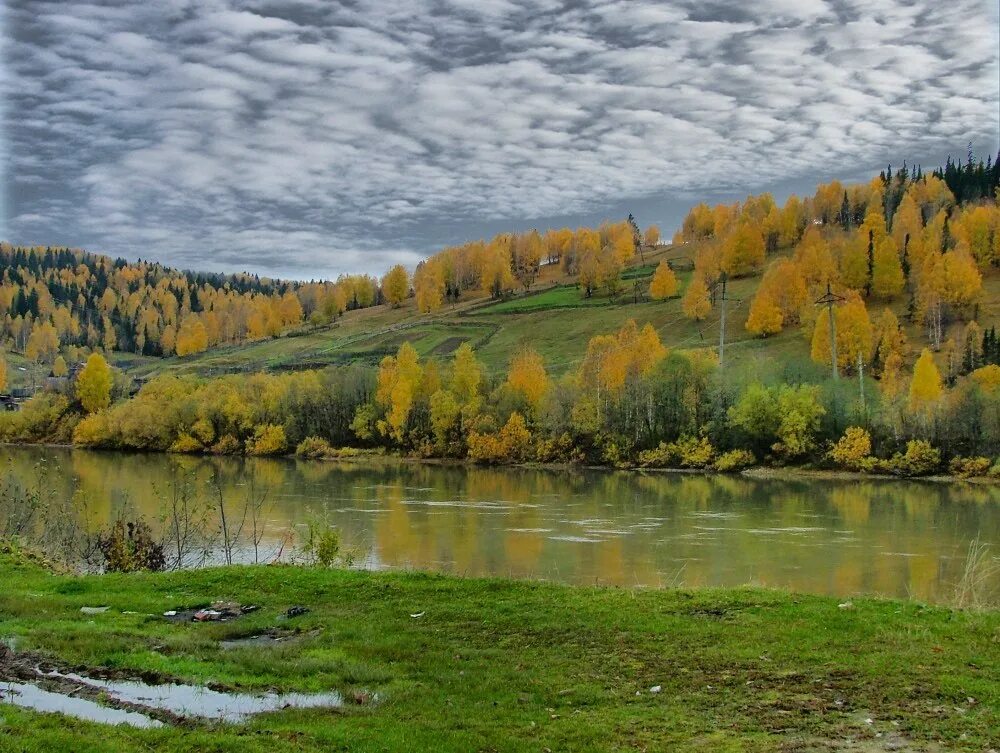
[476,284,616,314]
[0,553,997,751]
[105,238,1000,383]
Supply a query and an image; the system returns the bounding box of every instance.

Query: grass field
[0,552,997,751]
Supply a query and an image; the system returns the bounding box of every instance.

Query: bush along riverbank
[8,334,1000,481]
[0,549,998,752]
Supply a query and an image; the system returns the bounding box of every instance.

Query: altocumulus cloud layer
[1,0,998,278]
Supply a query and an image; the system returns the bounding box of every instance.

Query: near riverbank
[0,551,997,752]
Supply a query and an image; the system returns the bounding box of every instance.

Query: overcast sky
[1,1,998,280]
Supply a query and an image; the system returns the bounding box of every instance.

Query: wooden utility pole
[815,283,845,380]
[718,273,728,367]
[857,352,866,413]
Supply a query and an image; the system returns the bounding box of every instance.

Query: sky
[1,0,998,281]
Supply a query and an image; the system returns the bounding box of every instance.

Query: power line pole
[815,283,845,380]
[718,273,728,367]
[857,351,866,413]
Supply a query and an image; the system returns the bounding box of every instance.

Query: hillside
[4,153,1000,395]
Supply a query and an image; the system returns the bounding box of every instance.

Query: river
[3,445,999,603]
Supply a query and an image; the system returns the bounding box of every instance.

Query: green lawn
[0,553,997,751]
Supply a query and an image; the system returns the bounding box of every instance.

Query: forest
[2,151,1000,477]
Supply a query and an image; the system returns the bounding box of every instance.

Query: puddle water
[49,671,344,722]
[220,631,299,650]
[0,681,164,728]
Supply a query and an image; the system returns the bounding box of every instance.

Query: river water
[3,445,999,603]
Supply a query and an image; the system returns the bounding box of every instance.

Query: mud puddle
[0,681,164,728]
[0,643,352,727]
[44,669,345,722]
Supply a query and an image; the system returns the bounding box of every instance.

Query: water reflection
[2,446,999,602]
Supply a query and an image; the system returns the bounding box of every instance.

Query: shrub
[97,518,165,573]
[828,427,873,471]
[303,516,341,567]
[246,424,287,456]
[211,434,242,455]
[72,411,114,447]
[636,442,679,468]
[948,456,991,478]
[715,449,755,472]
[468,412,532,464]
[190,417,215,444]
[296,436,334,459]
[858,456,882,474]
[885,439,941,477]
[600,436,634,468]
[168,433,203,453]
[535,433,579,464]
[676,435,715,468]
[1,393,73,444]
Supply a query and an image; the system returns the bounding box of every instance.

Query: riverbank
[1,552,997,751]
[9,438,1000,487]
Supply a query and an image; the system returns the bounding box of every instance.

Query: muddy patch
[219,627,317,650]
[429,337,469,356]
[163,600,259,623]
[0,643,356,727]
[42,669,345,723]
[0,681,164,728]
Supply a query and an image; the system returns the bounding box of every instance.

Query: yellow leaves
[277,292,304,324]
[512,230,545,290]
[375,342,423,443]
[450,342,483,405]
[467,412,532,463]
[810,292,872,370]
[794,227,837,291]
[160,324,177,355]
[870,236,904,299]
[880,350,905,400]
[481,234,515,298]
[76,352,113,414]
[908,348,942,414]
[971,364,1000,394]
[381,264,410,307]
[681,274,711,321]
[745,258,807,337]
[611,232,634,266]
[745,288,783,337]
[25,321,59,363]
[0,353,6,393]
[952,204,998,267]
[414,260,445,313]
[176,315,209,357]
[506,348,549,412]
[643,225,660,246]
[720,221,765,278]
[838,232,868,291]
[941,245,982,308]
[828,427,872,471]
[648,260,678,300]
[579,320,666,394]
[52,356,67,378]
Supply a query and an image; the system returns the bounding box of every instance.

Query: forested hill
[0,244,381,358]
[2,149,998,377]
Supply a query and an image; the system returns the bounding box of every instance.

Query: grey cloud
[1,0,997,279]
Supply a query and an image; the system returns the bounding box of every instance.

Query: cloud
[1,0,997,279]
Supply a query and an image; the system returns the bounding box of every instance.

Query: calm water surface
[3,445,999,602]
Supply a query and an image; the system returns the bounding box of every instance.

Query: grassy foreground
[0,555,998,752]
